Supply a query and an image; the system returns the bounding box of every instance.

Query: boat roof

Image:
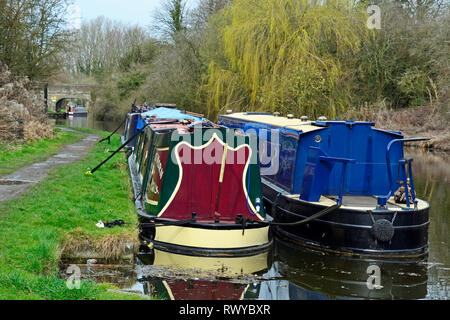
[220,113,387,134]
[148,119,222,135]
[141,107,203,121]
[221,113,323,132]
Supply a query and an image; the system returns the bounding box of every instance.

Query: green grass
[0,131,148,300]
[0,128,85,177]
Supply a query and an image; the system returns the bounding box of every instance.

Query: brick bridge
[45,84,97,112]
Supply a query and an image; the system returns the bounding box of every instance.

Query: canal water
[59,117,449,300]
[53,114,125,133]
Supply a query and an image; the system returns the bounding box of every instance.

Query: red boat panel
[165,281,245,300]
[159,137,259,221]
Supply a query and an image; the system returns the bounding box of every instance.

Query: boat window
[134,132,143,158]
[137,134,147,171]
[140,135,152,177]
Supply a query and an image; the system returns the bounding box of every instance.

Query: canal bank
[0,128,85,177]
[0,128,147,300]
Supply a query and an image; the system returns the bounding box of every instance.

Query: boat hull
[127,150,272,257]
[139,218,272,257]
[262,179,429,258]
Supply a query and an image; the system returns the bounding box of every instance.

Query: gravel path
[0,129,99,202]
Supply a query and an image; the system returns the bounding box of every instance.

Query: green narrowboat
[125,113,272,257]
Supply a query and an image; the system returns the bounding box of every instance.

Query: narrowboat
[218,112,430,258]
[123,107,272,257]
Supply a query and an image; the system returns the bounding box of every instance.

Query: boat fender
[394,183,413,204]
[371,219,395,242]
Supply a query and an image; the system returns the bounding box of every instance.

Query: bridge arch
[46,84,96,112]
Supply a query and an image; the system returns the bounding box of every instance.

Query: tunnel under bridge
[46,84,96,112]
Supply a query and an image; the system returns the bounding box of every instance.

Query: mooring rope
[261,203,341,226]
[139,218,197,228]
[86,124,149,175]
[98,117,127,144]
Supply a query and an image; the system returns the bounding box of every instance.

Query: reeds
[342,102,450,151]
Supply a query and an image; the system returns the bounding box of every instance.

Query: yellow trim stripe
[219,143,228,183]
[162,281,175,300]
[154,225,270,249]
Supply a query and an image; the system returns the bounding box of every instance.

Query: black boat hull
[262,179,429,258]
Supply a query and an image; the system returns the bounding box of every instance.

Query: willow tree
[200,0,369,119]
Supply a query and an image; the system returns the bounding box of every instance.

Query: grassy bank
[0,129,146,300]
[0,128,85,177]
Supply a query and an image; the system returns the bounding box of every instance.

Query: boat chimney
[226,109,233,114]
[273,112,281,117]
[300,116,309,122]
[287,114,294,119]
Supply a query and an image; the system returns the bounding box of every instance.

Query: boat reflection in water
[136,248,271,300]
[133,241,428,300]
[255,239,428,300]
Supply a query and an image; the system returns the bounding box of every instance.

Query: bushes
[0,65,53,143]
[354,1,449,110]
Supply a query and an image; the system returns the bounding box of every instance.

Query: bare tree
[150,0,189,41]
[64,16,149,77]
[0,0,73,79]
[190,0,231,28]
[398,0,448,18]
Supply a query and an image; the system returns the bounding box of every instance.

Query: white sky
[70,0,198,30]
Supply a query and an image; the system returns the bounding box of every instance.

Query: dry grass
[23,120,54,142]
[342,102,450,151]
[0,65,53,143]
[61,232,139,262]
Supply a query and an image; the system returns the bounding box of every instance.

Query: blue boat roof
[218,112,406,198]
[141,107,203,121]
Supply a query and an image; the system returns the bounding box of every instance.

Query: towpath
[0,128,99,202]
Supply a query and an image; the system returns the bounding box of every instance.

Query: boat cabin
[219,113,416,208]
[130,118,266,223]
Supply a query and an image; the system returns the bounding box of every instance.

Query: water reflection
[52,114,124,133]
[131,241,430,300]
[133,249,270,300]
[263,239,428,300]
[406,150,449,299]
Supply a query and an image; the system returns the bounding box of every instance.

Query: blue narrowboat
[218,112,430,258]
